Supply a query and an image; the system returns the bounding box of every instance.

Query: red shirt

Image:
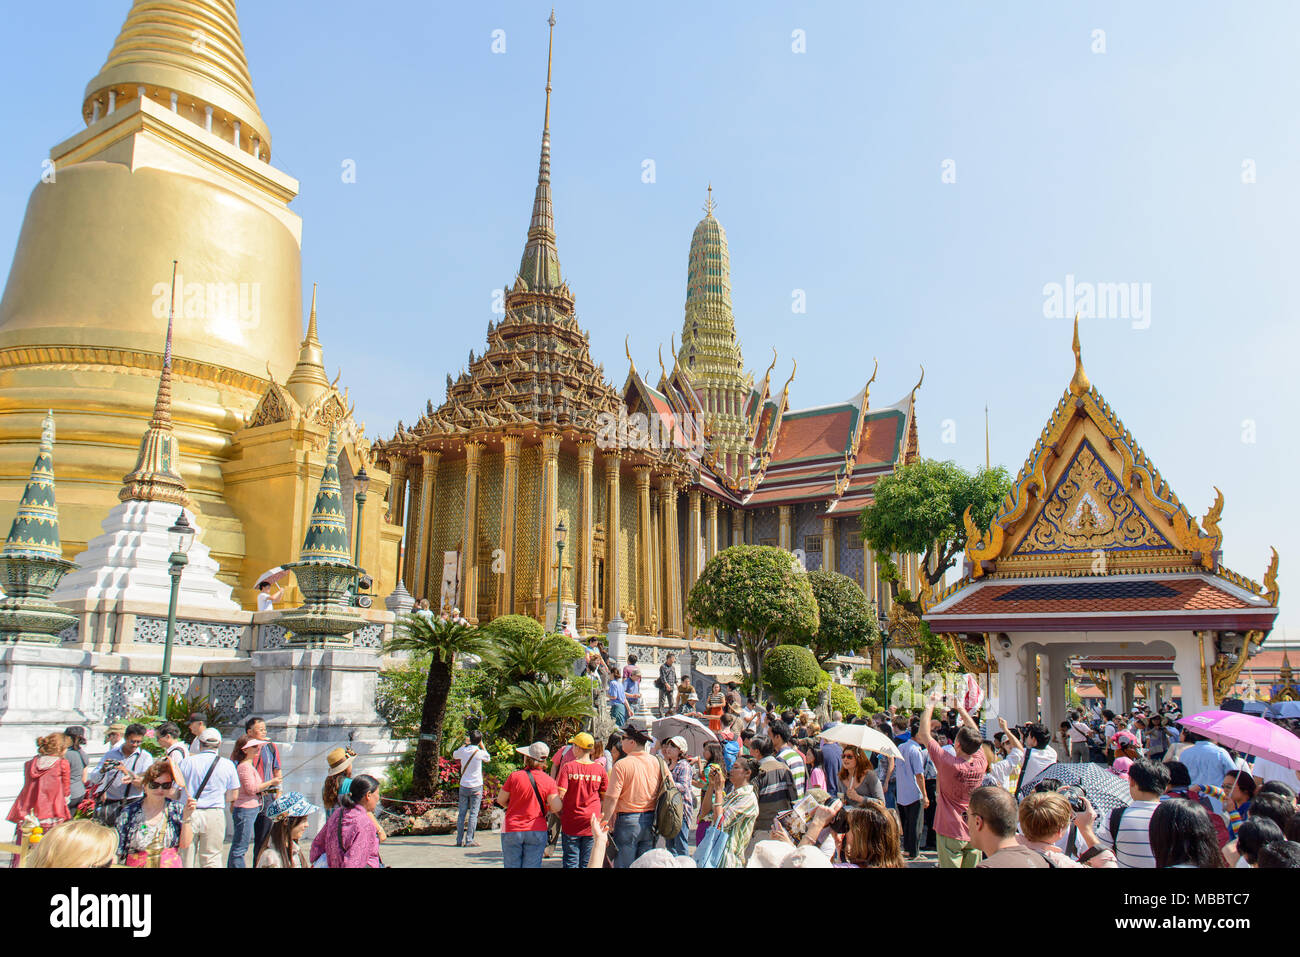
[502,769,557,832]
[556,759,608,837]
[926,739,987,841]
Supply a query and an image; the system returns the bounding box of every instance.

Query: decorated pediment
[248,379,295,428]
[1011,441,1172,556]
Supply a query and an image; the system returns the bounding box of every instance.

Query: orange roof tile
[769,407,854,463]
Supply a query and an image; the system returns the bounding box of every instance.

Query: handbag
[694,823,728,868]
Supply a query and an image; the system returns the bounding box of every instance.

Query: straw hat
[325,747,355,777]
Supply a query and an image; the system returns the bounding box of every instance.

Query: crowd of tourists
[485,688,1300,869]
[8,685,1300,870]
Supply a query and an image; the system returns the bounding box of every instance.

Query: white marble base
[53,501,238,614]
[252,647,389,744]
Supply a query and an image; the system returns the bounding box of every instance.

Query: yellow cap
[570,732,595,750]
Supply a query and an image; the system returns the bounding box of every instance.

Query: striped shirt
[776,746,806,796]
[1102,799,1159,868]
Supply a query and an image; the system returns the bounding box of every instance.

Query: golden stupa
[0,1,398,606]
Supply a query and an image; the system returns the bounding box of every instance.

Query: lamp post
[159,510,195,709]
[554,519,567,631]
[878,615,891,711]
[352,466,369,595]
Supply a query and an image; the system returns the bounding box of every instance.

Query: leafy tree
[806,569,880,664]
[686,545,819,699]
[763,645,829,708]
[481,615,584,685]
[860,460,1011,616]
[498,680,593,749]
[828,682,861,719]
[383,614,489,798]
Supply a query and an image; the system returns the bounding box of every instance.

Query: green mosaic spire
[4,411,62,560]
[298,430,352,563]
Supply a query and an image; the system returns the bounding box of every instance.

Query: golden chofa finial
[781,359,797,397]
[1070,313,1090,396]
[704,183,716,216]
[625,335,636,376]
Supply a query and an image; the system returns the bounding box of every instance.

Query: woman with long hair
[606,731,625,765]
[705,682,726,733]
[311,774,383,868]
[321,747,355,811]
[256,792,320,868]
[7,733,71,839]
[694,741,729,845]
[838,805,906,868]
[659,736,696,855]
[838,745,884,807]
[228,735,281,868]
[800,740,827,792]
[1150,798,1228,868]
[27,818,117,868]
[114,760,194,868]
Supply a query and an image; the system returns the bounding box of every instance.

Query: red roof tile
[856,411,904,468]
[770,408,854,463]
[941,578,1251,615]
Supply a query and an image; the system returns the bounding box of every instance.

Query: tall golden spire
[1069,313,1090,396]
[83,0,271,157]
[119,262,189,506]
[287,282,331,407]
[516,10,563,293]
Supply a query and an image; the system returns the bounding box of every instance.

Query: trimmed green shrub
[828,682,861,719]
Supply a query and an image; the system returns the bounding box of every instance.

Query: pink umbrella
[1177,710,1300,772]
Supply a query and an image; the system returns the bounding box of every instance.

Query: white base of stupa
[53,500,238,613]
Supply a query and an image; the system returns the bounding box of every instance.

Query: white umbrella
[256,566,293,587]
[652,715,718,756]
[818,723,902,760]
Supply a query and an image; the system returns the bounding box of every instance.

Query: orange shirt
[607,752,661,813]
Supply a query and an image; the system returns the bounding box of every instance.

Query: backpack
[654,756,684,840]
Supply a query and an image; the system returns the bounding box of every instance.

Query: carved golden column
[388,457,408,525]
[497,434,521,617]
[778,505,793,551]
[634,464,652,631]
[401,461,420,593]
[660,476,682,637]
[459,441,484,623]
[822,514,836,574]
[731,507,743,547]
[684,486,700,638]
[414,450,440,601]
[705,495,718,564]
[537,432,561,619]
[604,452,623,627]
[864,541,877,608]
[577,440,595,632]
[649,488,662,632]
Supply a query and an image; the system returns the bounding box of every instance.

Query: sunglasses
[148,781,174,790]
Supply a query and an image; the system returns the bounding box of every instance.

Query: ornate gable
[248,378,294,428]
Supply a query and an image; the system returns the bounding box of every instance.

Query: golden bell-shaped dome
[83,0,271,160]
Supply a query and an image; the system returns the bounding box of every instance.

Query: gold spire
[704,182,716,217]
[516,11,563,293]
[119,262,189,506]
[83,0,271,157]
[1069,313,1090,395]
[286,282,331,408]
[544,9,555,134]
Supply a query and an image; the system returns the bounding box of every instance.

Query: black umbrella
[1021,761,1133,818]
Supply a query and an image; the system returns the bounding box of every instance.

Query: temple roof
[926,318,1279,628]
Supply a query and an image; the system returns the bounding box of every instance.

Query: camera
[1058,784,1088,814]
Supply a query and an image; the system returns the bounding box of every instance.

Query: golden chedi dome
[0,0,304,582]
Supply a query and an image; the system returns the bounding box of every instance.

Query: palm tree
[384,614,488,797]
[497,680,593,746]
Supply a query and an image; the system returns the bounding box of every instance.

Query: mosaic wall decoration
[477,453,504,615]
[619,474,637,616]
[515,445,540,612]
[352,623,384,649]
[208,677,255,726]
[839,517,864,582]
[58,622,79,643]
[754,510,777,543]
[258,623,288,650]
[433,459,466,558]
[134,617,244,649]
[92,672,194,722]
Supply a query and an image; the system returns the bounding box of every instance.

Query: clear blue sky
[2,2,1296,632]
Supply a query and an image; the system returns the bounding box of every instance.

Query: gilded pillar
[577,441,595,632]
[704,495,718,564]
[864,542,878,609]
[661,476,683,637]
[388,457,408,526]
[605,452,623,627]
[649,488,662,633]
[497,435,521,617]
[634,465,652,631]
[459,441,483,623]
[414,450,439,602]
[731,507,743,547]
[822,514,836,574]
[686,488,696,639]
[402,462,420,593]
[778,505,792,551]
[538,432,561,617]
